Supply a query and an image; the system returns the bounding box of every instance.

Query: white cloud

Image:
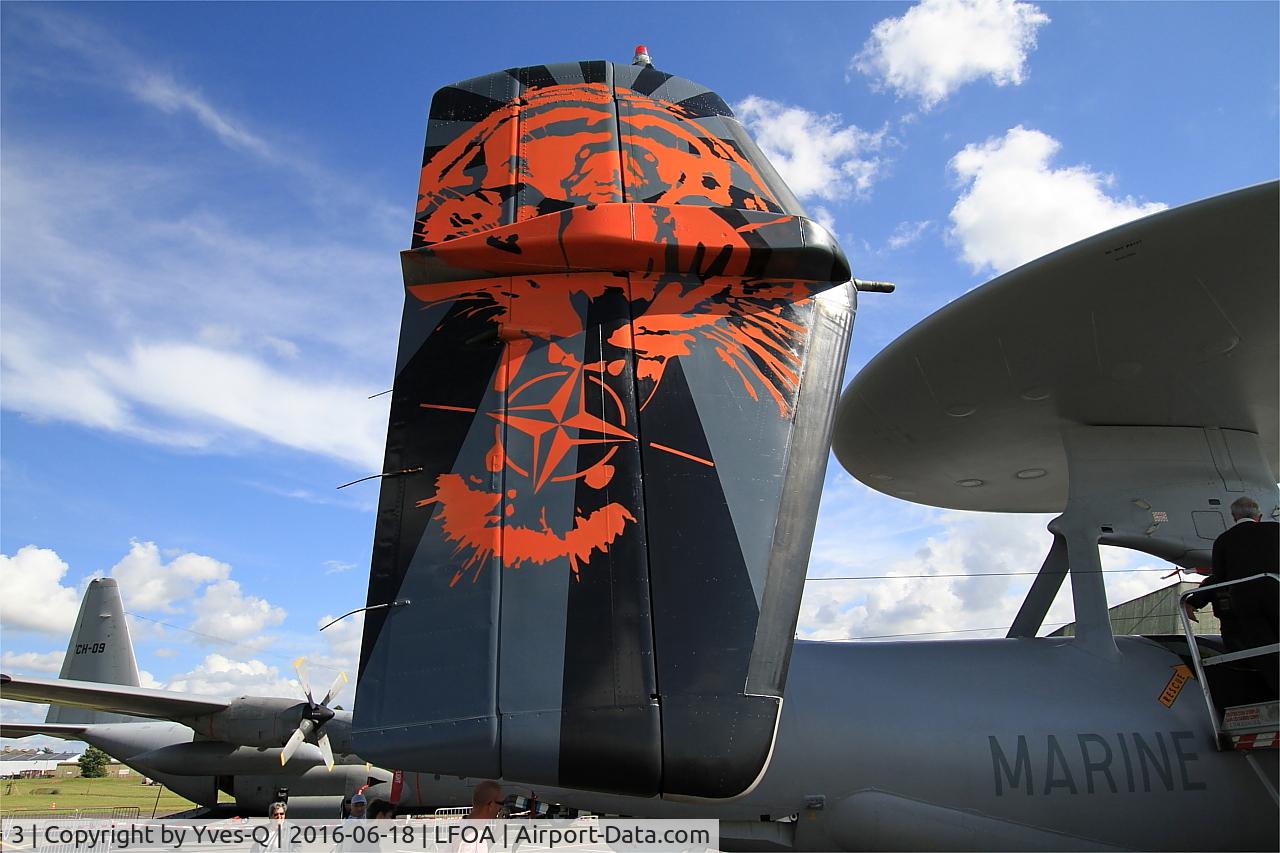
[1,13,402,473]
[163,653,299,698]
[811,206,837,233]
[109,540,231,613]
[314,610,364,684]
[6,7,402,228]
[735,97,886,205]
[1,650,65,674]
[802,507,1054,641]
[887,219,932,250]
[2,319,390,470]
[0,697,52,727]
[854,0,1050,110]
[188,580,287,645]
[121,613,177,646]
[1039,546,1182,633]
[243,481,374,512]
[0,541,306,701]
[262,336,301,361]
[106,540,288,650]
[9,6,272,160]
[0,547,81,636]
[948,126,1166,273]
[323,560,357,575]
[96,342,389,469]
[127,72,273,158]
[8,5,401,232]
[0,149,397,469]
[803,476,1182,642]
[0,327,132,433]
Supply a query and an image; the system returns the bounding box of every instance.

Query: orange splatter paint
[648,442,714,468]
[421,473,635,584]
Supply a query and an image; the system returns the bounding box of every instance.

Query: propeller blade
[317,733,335,771]
[293,657,314,704]
[320,671,349,707]
[280,727,307,766]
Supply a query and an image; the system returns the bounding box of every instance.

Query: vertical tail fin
[355,61,855,799]
[46,577,142,724]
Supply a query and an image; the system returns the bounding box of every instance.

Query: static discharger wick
[336,466,424,490]
[319,599,411,631]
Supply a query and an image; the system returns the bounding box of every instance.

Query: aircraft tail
[46,577,142,724]
[354,60,855,799]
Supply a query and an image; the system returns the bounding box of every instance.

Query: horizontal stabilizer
[0,721,89,740]
[3,673,228,721]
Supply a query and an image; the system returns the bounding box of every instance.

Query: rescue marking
[1159,664,1192,708]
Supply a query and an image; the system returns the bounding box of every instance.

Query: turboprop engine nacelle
[181,696,302,746]
[132,741,336,775]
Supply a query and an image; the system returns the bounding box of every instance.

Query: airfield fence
[1,806,140,819]
[4,814,134,853]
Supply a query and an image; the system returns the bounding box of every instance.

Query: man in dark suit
[1187,496,1278,693]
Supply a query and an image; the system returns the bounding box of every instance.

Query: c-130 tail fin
[354,60,856,800]
[46,577,142,724]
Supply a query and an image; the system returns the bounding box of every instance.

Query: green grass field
[0,775,226,817]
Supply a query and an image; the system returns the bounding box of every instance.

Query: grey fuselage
[392,636,1277,851]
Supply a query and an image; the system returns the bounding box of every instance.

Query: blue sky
[2,1,1277,737]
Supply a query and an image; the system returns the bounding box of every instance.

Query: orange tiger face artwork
[413,82,783,246]
[404,74,833,587]
[410,270,817,586]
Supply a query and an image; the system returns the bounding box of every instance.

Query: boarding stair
[1179,573,1279,803]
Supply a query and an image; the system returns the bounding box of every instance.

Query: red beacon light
[633,44,652,66]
